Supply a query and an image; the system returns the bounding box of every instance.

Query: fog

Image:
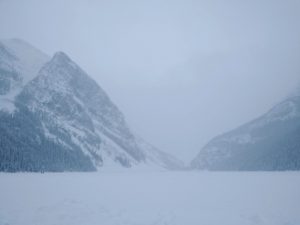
[1,0,300,162]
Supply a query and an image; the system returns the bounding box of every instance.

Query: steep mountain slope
[135,136,184,170]
[0,39,183,172]
[18,52,144,168]
[191,92,300,170]
[0,39,49,112]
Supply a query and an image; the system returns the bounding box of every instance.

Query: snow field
[0,171,299,225]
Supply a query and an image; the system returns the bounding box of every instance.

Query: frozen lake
[0,171,299,225]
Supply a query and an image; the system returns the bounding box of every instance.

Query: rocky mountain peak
[0,39,184,172]
[51,51,72,65]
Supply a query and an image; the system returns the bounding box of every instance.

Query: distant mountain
[0,39,183,172]
[191,89,300,171]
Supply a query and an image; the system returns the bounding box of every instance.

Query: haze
[1,0,300,162]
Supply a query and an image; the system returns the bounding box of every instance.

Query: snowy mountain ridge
[0,39,183,172]
[191,92,300,170]
[0,39,49,113]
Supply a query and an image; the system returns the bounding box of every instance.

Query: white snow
[221,133,255,144]
[0,82,23,113]
[0,39,50,113]
[250,100,299,130]
[1,39,49,83]
[0,97,16,113]
[0,171,299,225]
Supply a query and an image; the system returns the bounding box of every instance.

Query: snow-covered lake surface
[0,171,299,225]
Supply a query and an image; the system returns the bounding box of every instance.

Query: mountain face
[191,92,300,171]
[0,39,49,112]
[0,39,183,172]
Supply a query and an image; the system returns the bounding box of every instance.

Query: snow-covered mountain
[0,39,49,112]
[191,90,300,170]
[0,39,183,172]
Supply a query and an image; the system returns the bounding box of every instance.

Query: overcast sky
[1,0,300,162]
